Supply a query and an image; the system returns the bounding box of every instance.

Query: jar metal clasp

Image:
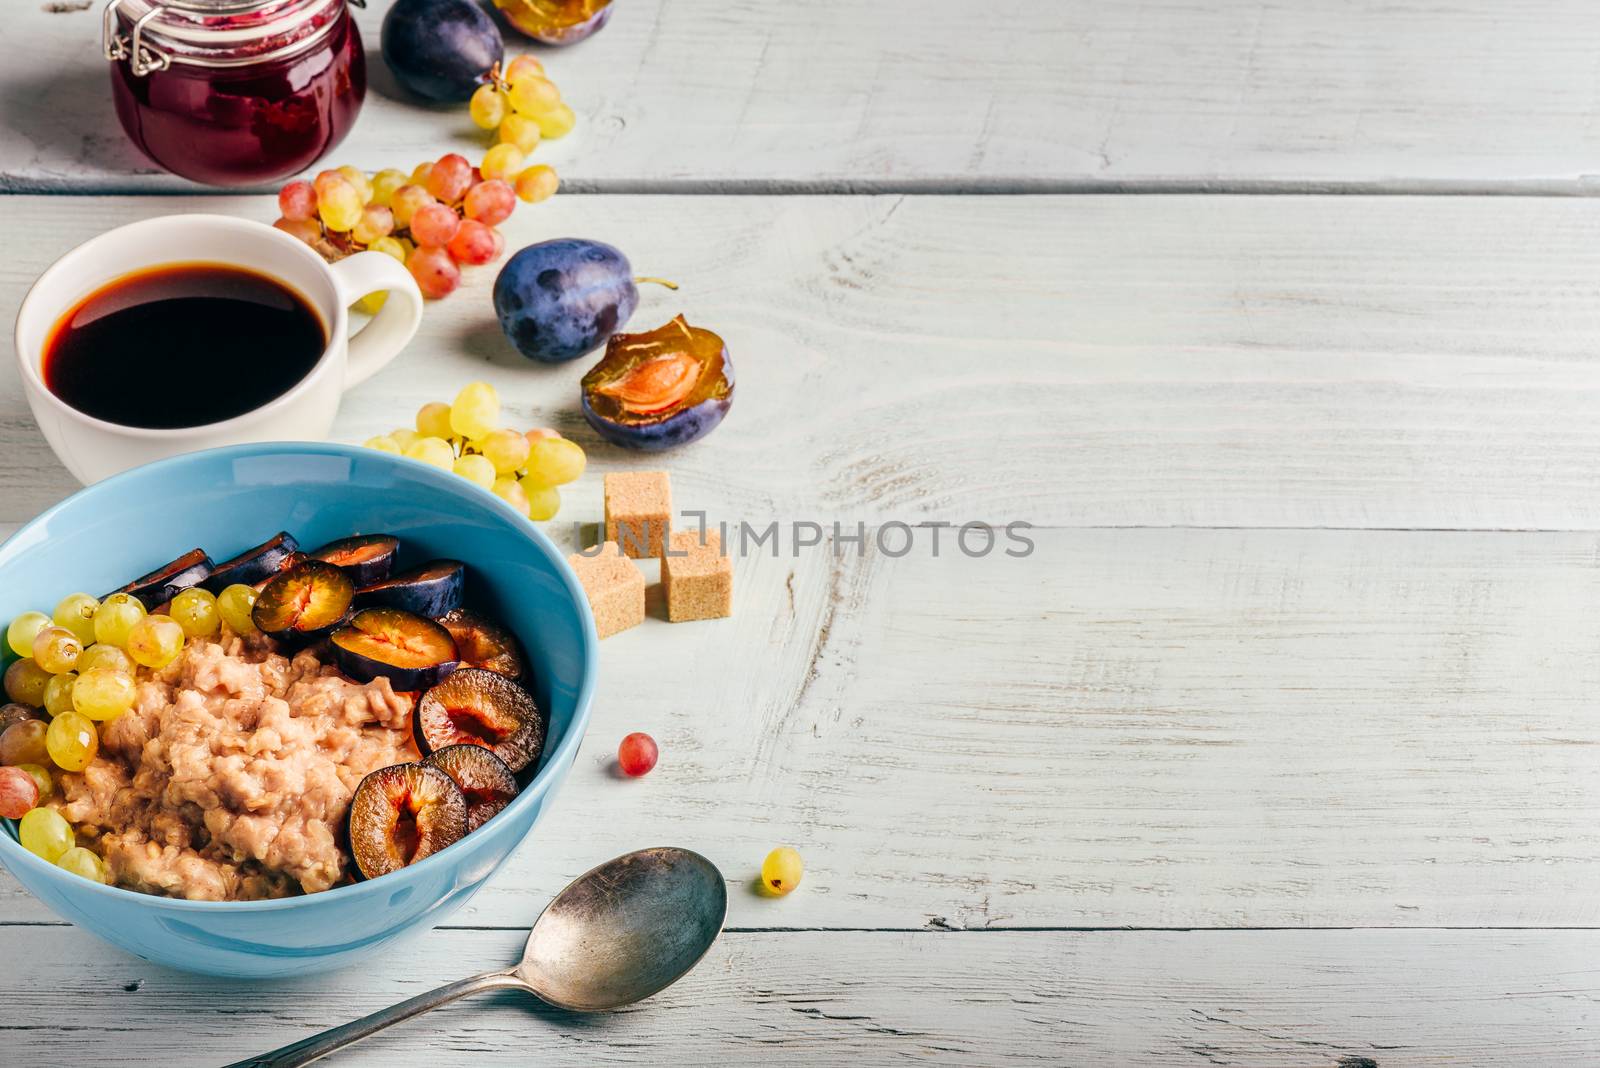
[101,0,171,77]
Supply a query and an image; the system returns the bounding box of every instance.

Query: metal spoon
[229,847,728,1068]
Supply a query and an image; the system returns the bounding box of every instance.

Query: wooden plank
[10,527,1600,928]
[12,1,1600,193]
[5,194,1600,529]
[3,925,1600,1065]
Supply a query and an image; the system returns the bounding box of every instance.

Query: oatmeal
[51,629,418,901]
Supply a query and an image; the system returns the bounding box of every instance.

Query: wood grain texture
[11,1,1600,193]
[9,527,1600,929]
[5,194,1600,529]
[5,925,1600,1066]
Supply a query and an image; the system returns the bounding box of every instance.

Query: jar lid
[103,0,354,75]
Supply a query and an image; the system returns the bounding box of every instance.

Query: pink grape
[447,219,497,265]
[408,246,461,299]
[410,202,462,248]
[617,732,658,777]
[463,179,515,226]
[352,204,395,245]
[273,217,322,245]
[0,765,38,819]
[425,153,473,203]
[278,180,317,221]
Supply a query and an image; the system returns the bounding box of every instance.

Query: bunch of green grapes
[362,381,586,520]
[468,55,567,206]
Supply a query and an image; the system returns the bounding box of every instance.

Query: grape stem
[634,276,679,290]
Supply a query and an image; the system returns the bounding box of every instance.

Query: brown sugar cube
[604,471,671,559]
[662,529,733,622]
[567,542,645,639]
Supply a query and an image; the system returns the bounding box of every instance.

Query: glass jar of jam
[104,0,365,186]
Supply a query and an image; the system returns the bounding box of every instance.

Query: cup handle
[329,251,424,389]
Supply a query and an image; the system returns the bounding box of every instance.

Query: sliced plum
[424,744,519,831]
[108,548,214,610]
[347,763,467,880]
[580,315,733,452]
[331,608,459,690]
[252,559,354,641]
[356,559,465,617]
[201,532,300,593]
[437,608,526,681]
[416,667,546,773]
[310,534,401,587]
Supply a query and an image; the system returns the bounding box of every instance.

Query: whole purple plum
[494,238,638,363]
[580,315,733,451]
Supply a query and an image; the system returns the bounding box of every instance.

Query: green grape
[480,143,525,182]
[390,428,420,449]
[73,669,137,723]
[416,401,454,439]
[525,436,587,486]
[30,626,82,675]
[354,291,387,315]
[449,381,500,440]
[318,179,364,232]
[7,612,50,658]
[368,236,407,263]
[404,436,455,471]
[499,114,541,154]
[77,643,132,675]
[18,807,72,863]
[534,101,577,140]
[336,164,374,204]
[481,428,531,474]
[371,167,409,207]
[760,846,804,895]
[51,593,100,645]
[3,659,50,707]
[16,763,51,801]
[56,846,105,883]
[364,434,402,454]
[93,594,146,650]
[126,615,185,670]
[491,477,531,517]
[45,711,97,772]
[170,587,220,640]
[453,453,497,489]
[470,84,508,129]
[42,673,76,719]
[508,75,560,117]
[217,585,259,636]
[520,481,560,521]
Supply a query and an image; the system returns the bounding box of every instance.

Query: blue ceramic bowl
[0,443,597,978]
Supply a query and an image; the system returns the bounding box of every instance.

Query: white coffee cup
[14,214,423,484]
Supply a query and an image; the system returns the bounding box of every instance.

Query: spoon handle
[224,968,531,1068]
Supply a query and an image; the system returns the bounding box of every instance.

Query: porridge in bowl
[0,531,545,901]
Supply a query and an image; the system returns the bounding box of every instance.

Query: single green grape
[42,673,76,719]
[51,593,100,645]
[470,84,508,129]
[368,236,407,263]
[481,142,525,182]
[481,428,531,475]
[491,477,531,517]
[364,434,403,454]
[454,453,497,489]
[520,479,561,521]
[217,585,259,635]
[336,165,374,204]
[3,659,50,708]
[370,167,409,207]
[405,436,456,471]
[93,594,146,650]
[56,846,105,883]
[73,669,136,722]
[508,75,560,117]
[760,847,804,896]
[389,428,420,449]
[126,615,185,670]
[526,437,587,486]
[18,807,73,863]
[498,113,542,154]
[31,626,82,675]
[7,611,50,658]
[416,401,454,439]
[16,762,52,801]
[77,643,133,675]
[170,587,221,640]
[449,381,500,440]
[45,711,97,772]
[318,180,364,232]
[534,101,577,140]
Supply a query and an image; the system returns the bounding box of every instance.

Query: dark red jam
[109,3,365,186]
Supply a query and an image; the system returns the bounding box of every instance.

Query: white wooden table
[6,1,1600,1064]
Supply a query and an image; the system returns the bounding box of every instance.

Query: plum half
[424,744,519,830]
[347,763,468,880]
[437,608,526,681]
[494,239,639,363]
[581,315,733,451]
[252,560,354,642]
[108,548,214,610]
[416,667,546,773]
[331,608,459,690]
[494,0,612,45]
[356,559,465,617]
[310,534,401,587]
[202,532,299,593]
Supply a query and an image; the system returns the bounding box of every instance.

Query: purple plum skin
[494,239,638,363]
[580,342,734,452]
